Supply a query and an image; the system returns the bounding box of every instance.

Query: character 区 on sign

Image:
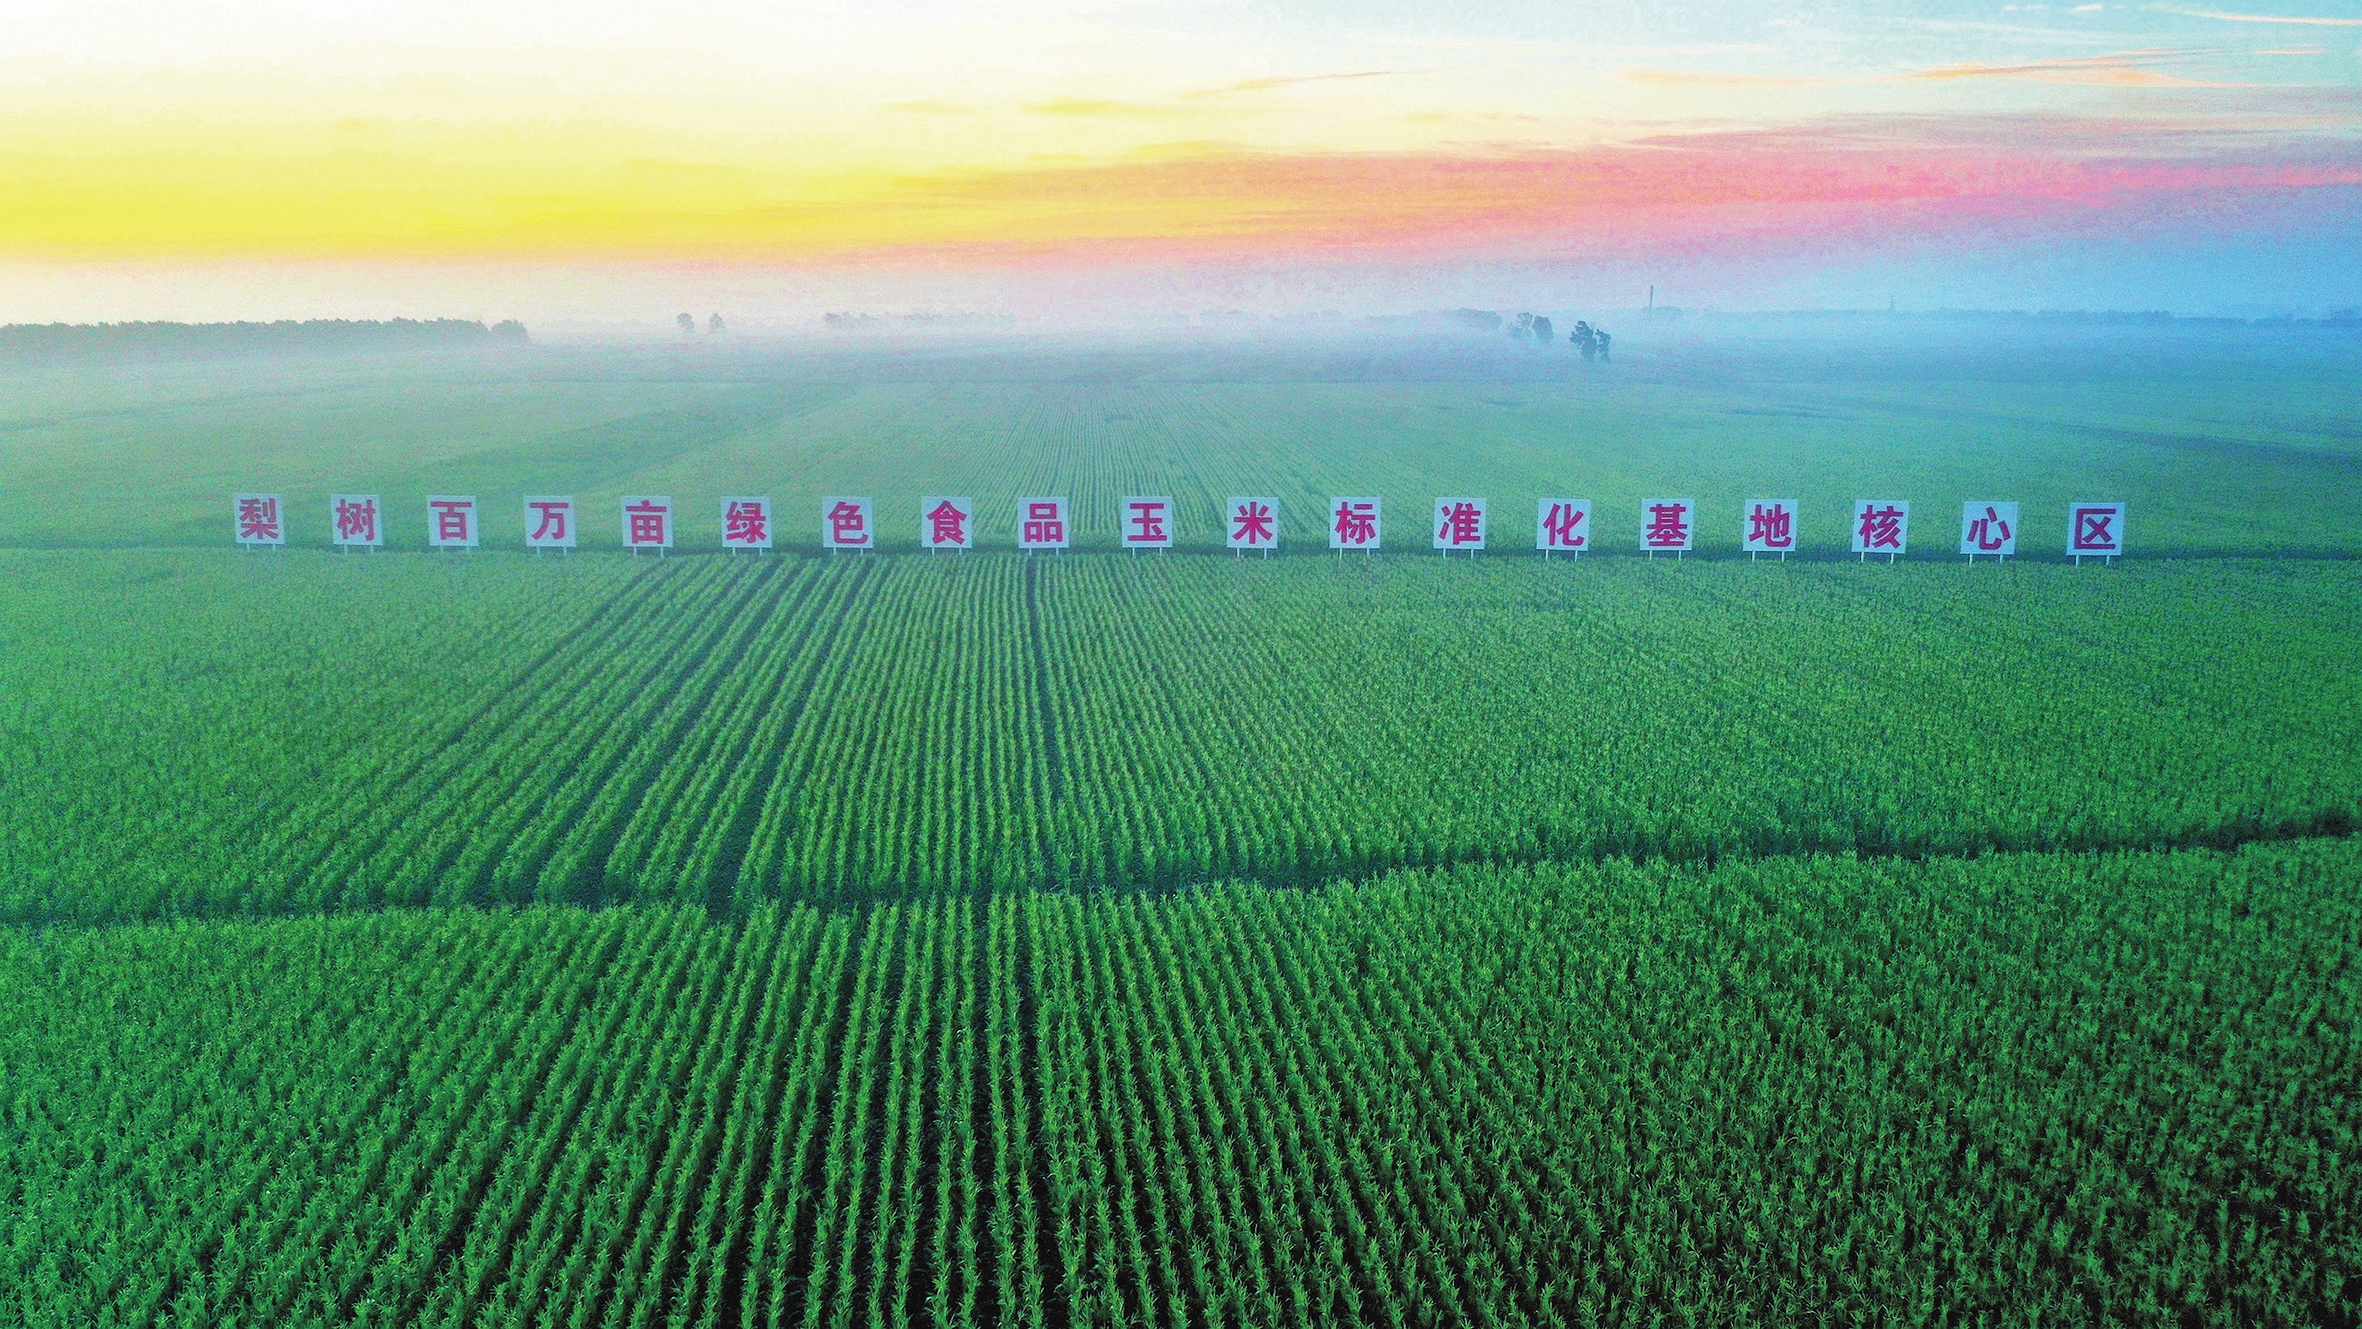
[427,496,478,549]
[1536,498,1590,557]
[1960,501,2017,560]
[1852,500,1910,562]
[1330,497,1381,552]
[330,494,382,550]
[1743,499,1798,559]
[1226,497,1278,555]
[524,496,575,551]
[1018,497,1069,551]
[822,497,874,551]
[234,493,285,547]
[1122,496,1174,551]
[1641,498,1694,555]
[920,496,974,550]
[720,497,772,551]
[622,496,673,553]
[1433,497,1486,554]
[2067,501,2126,562]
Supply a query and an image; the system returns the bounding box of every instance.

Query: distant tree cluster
[0,318,526,364]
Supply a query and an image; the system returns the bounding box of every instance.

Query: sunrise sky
[4,0,2358,322]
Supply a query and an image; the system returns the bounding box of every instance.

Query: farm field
[2,324,2359,1325]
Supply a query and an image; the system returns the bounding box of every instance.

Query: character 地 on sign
[1433,497,1486,554]
[1330,497,1381,551]
[330,494,382,549]
[822,497,874,551]
[722,497,772,550]
[1227,497,1278,554]
[1641,498,1694,554]
[1960,502,2017,560]
[1852,500,1909,561]
[524,496,576,550]
[428,496,478,549]
[234,493,285,547]
[1743,499,1797,558]
[1536,499,1590,556]
[921,496,975,550]
[1019,497,1069,551]
[622,496,673,552]
[1123,496,1174,550]
[2068,502,2126,561]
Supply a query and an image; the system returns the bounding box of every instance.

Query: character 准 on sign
[1434,497,1486,555]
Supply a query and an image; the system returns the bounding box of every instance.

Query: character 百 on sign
[524,496,576,550]
[721,497,772,551]
[1536,498,1590,558]
[920,496,974,550]
[234,493,286,547]
[1433,497,1486,555]
[1018,497,1069,551]
[1122,496,1174,551]
[330,494,383,550]
[1743,499,1798,560]
[621,496,673,553]
[427,496,478,549]
[1330,497,1381,552]
[1226,497,1279,555]
[822,497,874,551]
[1641,498,1694,556]
[1852,500,1909,562]
[1960,502,2017,560]
[2067,501,2125,562]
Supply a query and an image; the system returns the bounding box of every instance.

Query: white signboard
[1852,499,1910,559]
[821,496,874,550]
[1226,497,1279,552]
[1742,499,1799,557]
[1536,498,1591,555]
[1641,498,1694,553]
[1121,496,1174,549]
[621,495,673,551]
[2067,501,2126,560]
[1433,497,1486,553]
[427,495,479,549]
[721,496,772,550]
[329,494,383,548]
[1960,502,2017,559]
[524,496,576,549]
[1018,497,1069,551]
[234,493,286,547]
[921,496,975,550]
[1330,497,1381,551]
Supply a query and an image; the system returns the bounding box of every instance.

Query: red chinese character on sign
[725,501,768,545]
[1644,502,1690,549]
[1436,501,1483,547]
[2072,507,2115,551]
[1748,503,1793,549]
[1541,503,1586,549]
[432,500,472,543]
[529,501,569,543]
[827,501,870,546]
[237,496,282,542]
[1968,505,2010,551]
[626,500,668,546]
[1857,504,1905,550]
[1126,500,1167,544]
[335,497,378,543]
[928,501,969,547]
[1023,501,1065,545]
[1231,501,1275,546]
[1333,500,1377,547]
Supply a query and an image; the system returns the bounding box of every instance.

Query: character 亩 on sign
[1536,498,1590,557]
[427,496,478,549]
[1123,496,1174,551]
[1433,498,1486,555]
[1330,497,1381,552]
[822,497,874,552]
[1019,497,1069,551]
[524,496,575,551]
[721,497,772,551]
[1960,502,2017,560]
[1853,500,1909,562]
[921,496,975,550]
[331,494,382,551]
[2068,502,2125,562]
[1743,499,1797,560]
[622,496,673,553]
[234,493,286,547]
[1227,497,1278,555]
[1642,498,1694,556]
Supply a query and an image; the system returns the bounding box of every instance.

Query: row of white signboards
[235,494,2132,559]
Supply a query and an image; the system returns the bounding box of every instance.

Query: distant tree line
[0,318,528,364]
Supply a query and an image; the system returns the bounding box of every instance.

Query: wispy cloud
[1020,98,1181,119]
[1190,70,1427,97]
[1905,48,2230,84]
[2156,6,2362,24]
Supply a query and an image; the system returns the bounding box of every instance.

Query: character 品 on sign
[234,493,286,547]
[1226,497,1279,555]
[822,496,874,551]
[1536,499,1590,557]
[1122,496,1174,550]
[1330,497,1381,552]
[1019,497,1069,551]
[721,497,772,551]
[1641,498,1694,555]
[2067,501,2125,562]
[1852,500,1909,561]
[1960,502,2017,560]
[330,494,383,550]
[1743,499,1798,559]
[427,496,478,549]
[921,496,974,550]
[1433,497,1486,554]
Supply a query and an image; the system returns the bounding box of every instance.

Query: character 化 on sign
[1019,497,1069,551]
[1330,497,1381,552]
[524,496,575,551]
[2067,501,2126,562]
[330,494,382,551]
[1433,497,1486,555]
[1226,497,1278,555]
[1122,496,1174,551]
[1536,498,1590,558]
[427,496,478,549]
[920,496,974,550]
[721,497,772,551]
[1641,498,1694,556]
[234,493,285,547]
[622,496,673,553]
[1743,499,1798,559]
[1852,500,1909,562]
[822,497,874,551]
[1960,502,2017,560]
